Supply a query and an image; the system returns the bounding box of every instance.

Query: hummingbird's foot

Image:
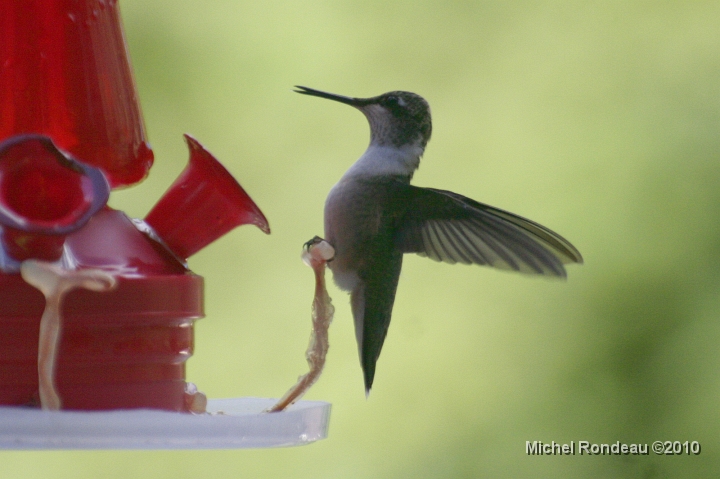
[304,235,325,251]
[304,236,335,261]
[302,237,335,265]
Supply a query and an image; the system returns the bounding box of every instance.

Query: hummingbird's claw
[304,236,325,251]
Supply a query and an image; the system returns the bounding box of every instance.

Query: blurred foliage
[3,0,720,477]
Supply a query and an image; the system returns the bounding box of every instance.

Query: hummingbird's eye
[384,95,406,111]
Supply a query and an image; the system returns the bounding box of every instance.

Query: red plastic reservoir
[0,0,153,188]
[0,209,203,411]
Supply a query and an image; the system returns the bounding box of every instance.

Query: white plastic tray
[0,398,330,450]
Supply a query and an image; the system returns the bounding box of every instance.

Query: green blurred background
[3,0,720,477]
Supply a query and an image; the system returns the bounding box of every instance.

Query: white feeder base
[0,398,330,450]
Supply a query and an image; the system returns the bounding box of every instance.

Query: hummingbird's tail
[350,253,404,394]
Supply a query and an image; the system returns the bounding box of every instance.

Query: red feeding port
[145,135,270,260]
[0,135,109,261]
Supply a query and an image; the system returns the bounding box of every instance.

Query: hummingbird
[295,86,583,394]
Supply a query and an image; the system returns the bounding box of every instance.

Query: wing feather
[395,185,583,277]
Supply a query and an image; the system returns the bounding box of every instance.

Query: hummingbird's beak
[294,86,367,107]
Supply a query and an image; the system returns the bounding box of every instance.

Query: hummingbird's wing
[394,185,583,277]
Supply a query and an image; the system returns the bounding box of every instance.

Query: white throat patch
[342,144,423,179]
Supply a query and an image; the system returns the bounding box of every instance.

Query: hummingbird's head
[295,86,432,150]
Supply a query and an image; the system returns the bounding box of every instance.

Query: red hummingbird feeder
[0,0,269,412]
